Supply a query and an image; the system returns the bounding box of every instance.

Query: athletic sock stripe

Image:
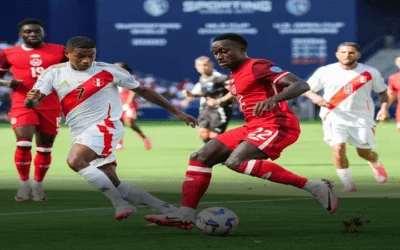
[36,147,53,153]
[244,160,256,175]
[16,141,33,147]
[187,166,212,173]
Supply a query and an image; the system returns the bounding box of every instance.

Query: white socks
[336,168,354,187]
[117,182,177,213]
[78,167,130,208]
[178,206,196,220]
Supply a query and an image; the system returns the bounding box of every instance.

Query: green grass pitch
[0,121,399,250]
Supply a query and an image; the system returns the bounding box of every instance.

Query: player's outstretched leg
[117,182,177,213]
[67,144,136,220]
[222,140,338,214]
[234,159,338,214]
[145,140,231,230]
[78,166,136,220]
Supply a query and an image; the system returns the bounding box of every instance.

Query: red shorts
[8,107,61,135]
[121,104,137,120]
[215,123,300,160]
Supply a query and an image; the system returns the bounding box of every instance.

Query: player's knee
[332,144,346,156]
[356,149,372,159]
[224,156,241,171]
[66,155,86,172]
[189,149,211,163]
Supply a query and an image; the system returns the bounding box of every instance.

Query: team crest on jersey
[93,78,105,87]
[30,54,42,67]
[359,76,368,83]
[205,82,214,91]
[230,84,237,95]
[344,83,353,94]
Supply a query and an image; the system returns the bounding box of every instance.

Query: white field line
[0,176,399,186]
[0,194,399,217]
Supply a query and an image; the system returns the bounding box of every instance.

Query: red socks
[236,160,307,188]
[181,161,212,209]
[15,139,33,181]
[34,145,52,182]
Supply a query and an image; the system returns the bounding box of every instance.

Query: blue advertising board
[96,0,356,81]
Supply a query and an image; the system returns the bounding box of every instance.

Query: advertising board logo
[285,0,311,16]
[183,1,272,14]
[143,0,169,17]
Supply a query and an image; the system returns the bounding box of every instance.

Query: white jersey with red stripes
[307,62,387,127]
[33,61,140,138]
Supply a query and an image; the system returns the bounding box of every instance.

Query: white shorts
[72,122,124,168]
[322,122,376,149]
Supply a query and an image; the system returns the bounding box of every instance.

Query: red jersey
[230,58,299,129]
[0,43,66,109]
[388,72,400,104]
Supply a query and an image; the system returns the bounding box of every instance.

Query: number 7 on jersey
[76,87,85,100]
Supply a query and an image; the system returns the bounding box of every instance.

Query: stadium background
[0,0,399,120]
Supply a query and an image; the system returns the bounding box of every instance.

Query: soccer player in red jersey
[0,19,66,202]
[114,62,151,150]
[388,56,400,131]
[145,33,339,230]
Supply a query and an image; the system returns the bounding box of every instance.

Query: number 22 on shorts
[248,127,275,141]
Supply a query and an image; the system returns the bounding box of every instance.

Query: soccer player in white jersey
[24,36,198,220]
[304,42,389,192]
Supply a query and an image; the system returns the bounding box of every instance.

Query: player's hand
[0,79,23,89]
[182,89,194,98]
[253,99,277,116]
[206,97,220,107]
[174,111,198,128]
[24,89,41,109]
[310,95,329,108]
[376,108,390,124]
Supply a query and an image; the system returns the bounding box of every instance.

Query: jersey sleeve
[307,67,325,92]
[371,70,387,93]
[33,67,55,95]
[191,82,202,95]
[0,49,11,72]
[252,59,290,84]
[113,69,140,89]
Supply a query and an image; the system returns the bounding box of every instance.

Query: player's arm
[206,82,234,106]
[251,61,310,116]
[133,85,198,127]
[374,73,390,123]
[181,82,201,107]
[117,73,198,127]
[302,68,329,107]
[0,50,22,88]
[376,90,390,123]
[387,77,397,106]
[183,82,203,98]
[270,73,310,102]
[24,68,55,109]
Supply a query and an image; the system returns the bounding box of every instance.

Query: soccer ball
[195,207,239,236]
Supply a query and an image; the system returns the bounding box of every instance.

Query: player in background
[114,62,151,150]
[387,55,400,131]
[25,36,198,220]
[0,19,66,202]
[145,33,338,230]
[304,42,389,192]
[181,56,233,143]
